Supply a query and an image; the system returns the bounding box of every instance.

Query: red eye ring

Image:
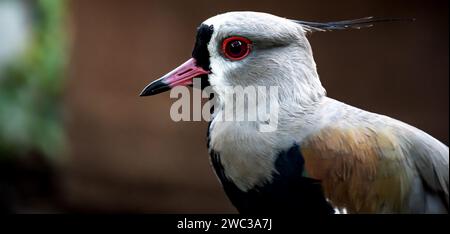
[222,36,252,61]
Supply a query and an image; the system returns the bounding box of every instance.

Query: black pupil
[228,40,245,56]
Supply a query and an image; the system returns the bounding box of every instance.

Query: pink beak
[140,58,210,96]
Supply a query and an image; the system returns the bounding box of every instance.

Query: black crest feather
[292,16,415,31]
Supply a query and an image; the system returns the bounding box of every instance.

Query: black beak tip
[139,87,153,97]
[139,89,150,97]
[139,80,171,97]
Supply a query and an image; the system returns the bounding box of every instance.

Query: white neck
[208,87,327,192]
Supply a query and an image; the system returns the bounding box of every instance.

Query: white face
[201,11,325,106]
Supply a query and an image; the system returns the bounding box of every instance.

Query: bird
[140,11,449,214]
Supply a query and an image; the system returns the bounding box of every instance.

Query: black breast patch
[208,133,334,214]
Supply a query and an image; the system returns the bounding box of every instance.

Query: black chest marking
[207,125,333,214]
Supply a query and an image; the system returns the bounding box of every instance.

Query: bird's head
[140,11,401,108]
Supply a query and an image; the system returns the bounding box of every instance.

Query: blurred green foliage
[0,0,67,160]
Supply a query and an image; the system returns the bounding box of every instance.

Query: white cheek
[208,41,232,86]
[208,44,244,79]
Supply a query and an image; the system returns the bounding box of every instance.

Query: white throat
[208,80,326,191]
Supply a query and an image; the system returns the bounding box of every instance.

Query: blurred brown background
[61,0,448,213]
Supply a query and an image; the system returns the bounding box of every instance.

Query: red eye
[222,36,252,61]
